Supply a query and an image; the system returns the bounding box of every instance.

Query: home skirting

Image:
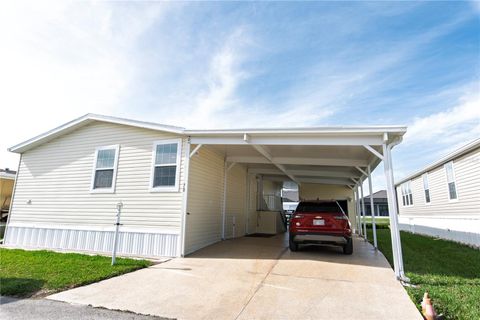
[4,224,179,257]
[398,215,480,248]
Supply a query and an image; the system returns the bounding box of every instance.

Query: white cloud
[405,91,480,149]
[470,0,480,13]
[0,1,169,168]
[168,27,252,128]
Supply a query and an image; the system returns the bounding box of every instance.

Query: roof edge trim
[8,113,185,153]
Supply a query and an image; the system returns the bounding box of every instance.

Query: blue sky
[0,1,479,192]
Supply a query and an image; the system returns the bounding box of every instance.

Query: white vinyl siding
[184,146,225,254]
[8,122,187,231]
[224,164,247,239]
[397,147,480,217]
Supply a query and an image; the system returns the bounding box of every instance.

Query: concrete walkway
[48,234,421,320]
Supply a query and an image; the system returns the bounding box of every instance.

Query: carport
[183,126,408,281]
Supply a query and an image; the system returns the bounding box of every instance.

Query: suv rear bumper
[291,232,350,245]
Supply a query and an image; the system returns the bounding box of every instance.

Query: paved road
[0,296,168,320]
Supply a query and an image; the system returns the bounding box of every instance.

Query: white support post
[363,145,384,160]
[189,144,203,158]
[357,185,363,237]
[227,162,236,172]
[360,181,367,241]
[382,137,407,281]
[367,165,378,249]
[353,187,357,233]
[222,160,228,240]
[355,166,368,176]
[355,186,362,235]
[245,174,251,235]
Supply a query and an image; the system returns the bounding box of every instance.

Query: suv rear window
[296,202,341,213]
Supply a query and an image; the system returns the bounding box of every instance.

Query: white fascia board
[88,114,185,134]
[227,156,368,167]
[190,134,385,146]
[395,138,480,186]
[185,125,407,135]
[9,113,185,153]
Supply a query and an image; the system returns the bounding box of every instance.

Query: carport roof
[188,125,407,188]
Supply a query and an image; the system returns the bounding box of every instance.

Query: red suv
[289,201,353,254]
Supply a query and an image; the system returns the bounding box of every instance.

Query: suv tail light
[293,214,304,219]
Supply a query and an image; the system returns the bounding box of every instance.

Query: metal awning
[187,127,408,281]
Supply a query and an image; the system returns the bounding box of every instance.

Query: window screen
[401,181,413,206]
[152,141,179,189]
[445,162,457,200]
[92,147,118,190]
[423,174,431,203]
[296,202,342,213]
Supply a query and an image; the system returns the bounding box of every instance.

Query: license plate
[313,219,325,226]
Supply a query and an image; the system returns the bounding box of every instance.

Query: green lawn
[367,228,480,320]
[0,248,152,297]
[362,216,390,226]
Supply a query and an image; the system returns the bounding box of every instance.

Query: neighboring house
[361,190,389,216]
[0,168,16,238]
[395,139,480,247]
[3,113,407,261]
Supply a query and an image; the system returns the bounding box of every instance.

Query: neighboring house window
[401,181,413,206]
[91,145,120,193]
[150,139,182,191]
[423,173,431,204]
[445,161,458,200]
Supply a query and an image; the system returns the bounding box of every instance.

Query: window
[295,202,344,213]
[150,139,181,191]
[91,145,119,193]
[423,174,431,204]
[445,161,458,200]
[401,181,413,206]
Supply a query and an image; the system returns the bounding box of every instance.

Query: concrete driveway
[48,234,421,320]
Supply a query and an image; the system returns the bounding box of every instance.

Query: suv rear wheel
[343,238,353,255]
[289,238,298,252]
